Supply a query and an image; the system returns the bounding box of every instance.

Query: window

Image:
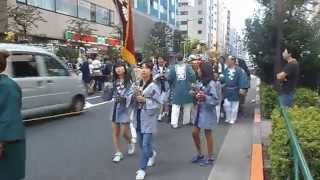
[180,11,188,15]
[37,55,69,77]
[11,55,39,78]
[78,0,91,20]
[56,0,78,16]
[27,0,55,11]
[109,10,115,25]
[198,10,202,15]
[198,20,203,24]
[171,11,175,19]
[90,3,96,22]
[96,6,109,25]
[198,0,202,5]
[178,2,188,7]
[150,0,158,9]
[180,21,188,25]
[17,0,26,3]
[198,30,202,34]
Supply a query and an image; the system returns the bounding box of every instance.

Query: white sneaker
[172,124,178,129]
[229,120,236,124]
[147,150,157,167]
[131,137,137,144]
[136,170,146,180]
[128,143,135,155]
[112,152,123,163]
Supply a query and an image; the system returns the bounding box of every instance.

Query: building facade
[176,0,218,48]
[1,0,121,46]
[133,0,177,50]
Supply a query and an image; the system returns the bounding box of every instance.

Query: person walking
[152,57,170,121]
[277,48,300,107]
[0,50,26,180]
[221,56,248,124]
[168,54,196,128]
[111,61,136,163]
[131,61,162,180]
[190,62,219,166]
[79,58,92,95]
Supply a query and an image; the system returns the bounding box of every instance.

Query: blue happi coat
[221,67,248,101]
[112,80,133,123]
[168,63,196,105]
[193,80,220,129]
[131,82,162,134]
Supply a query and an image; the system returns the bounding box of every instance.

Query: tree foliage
[67,18,96,35]
[7,5,46,39]
[245,0,320,88]
[173,30,185,53]
[143,22,173,59]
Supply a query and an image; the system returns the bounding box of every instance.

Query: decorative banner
[65,31,120,46]
[113,0,136,65]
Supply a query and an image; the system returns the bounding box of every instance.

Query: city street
[24,95,231,180]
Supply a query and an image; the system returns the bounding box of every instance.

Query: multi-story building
[215,0,232,55]
[176,0,219,48]
[0,0,121,46]
[229,28,238,57]
[133,0,178,50]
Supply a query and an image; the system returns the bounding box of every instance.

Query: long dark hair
[112,60,131,88]
[156,57,168,69]
[199,62,214,86]
[140,61,154,90]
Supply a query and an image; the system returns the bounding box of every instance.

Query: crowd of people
[0,48,300,180]
[102,53,250,180]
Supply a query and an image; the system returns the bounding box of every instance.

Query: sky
[224,0,258,32]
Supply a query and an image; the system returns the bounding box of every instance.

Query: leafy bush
[260,84,277,119]
[269,107,320,179]
[295,88,320,107]
[260,84,320,119]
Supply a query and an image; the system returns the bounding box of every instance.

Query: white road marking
[86,96,101,100]
[84,101,112,109]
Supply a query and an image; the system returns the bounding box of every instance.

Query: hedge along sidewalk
[259,84,320,119]
[269,107,320,179]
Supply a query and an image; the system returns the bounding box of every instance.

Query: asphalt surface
[24,93,233,180]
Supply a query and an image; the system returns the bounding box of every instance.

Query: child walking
[191,62,220,166]
[132,61,162,180]
[111,61,135,163]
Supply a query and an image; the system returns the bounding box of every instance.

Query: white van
[0,43,86,119]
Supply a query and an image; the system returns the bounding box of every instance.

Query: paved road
[24,94,234,180]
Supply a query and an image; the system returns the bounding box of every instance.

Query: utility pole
[274,0,285,90]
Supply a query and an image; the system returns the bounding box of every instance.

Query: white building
[176,0,218,48]
[216,0,230,55]
[229,28,239,56]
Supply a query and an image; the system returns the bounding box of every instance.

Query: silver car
[0,43,86,119]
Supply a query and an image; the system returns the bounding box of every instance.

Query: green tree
[7,5,46,40]
[143,22,173,59]
[245,0,320,88]
[67,18,96,35]
[173,30,185,53]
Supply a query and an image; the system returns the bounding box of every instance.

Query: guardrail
[278,99,314,180]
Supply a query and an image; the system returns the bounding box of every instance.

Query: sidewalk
[208,77,258,180]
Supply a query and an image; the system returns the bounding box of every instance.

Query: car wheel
[71,96,85,112]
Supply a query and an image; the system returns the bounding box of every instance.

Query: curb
[250,79,264,180]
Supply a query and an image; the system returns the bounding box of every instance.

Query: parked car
[0,43,86,119]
